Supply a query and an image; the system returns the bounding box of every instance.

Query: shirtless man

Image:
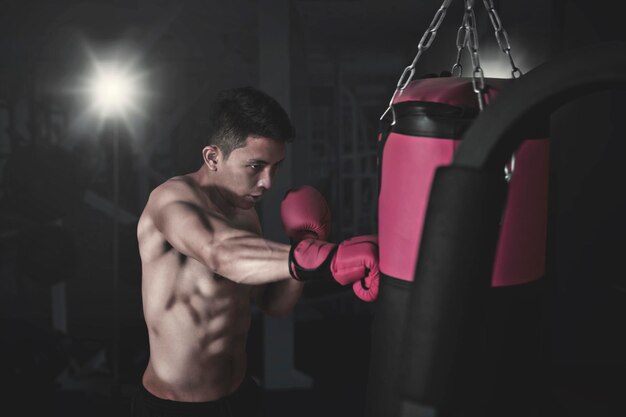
[131,86,379,417]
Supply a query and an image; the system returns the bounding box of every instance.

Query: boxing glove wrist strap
[288,241,338,282]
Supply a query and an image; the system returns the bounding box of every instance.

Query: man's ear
[202,145,220,171]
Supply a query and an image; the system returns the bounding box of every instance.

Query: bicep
[152,200,218,262]
[148,183,243,267]
[144,182,292,284]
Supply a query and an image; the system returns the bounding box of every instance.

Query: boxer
[132,86,378,417]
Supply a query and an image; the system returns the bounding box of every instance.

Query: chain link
[482,0,520,180]
[409,2,451,71]
[380,0,453,123]
[464,0,486,110]
[451,8,470,77]
[504,154,516,182]
[482,0,522,78]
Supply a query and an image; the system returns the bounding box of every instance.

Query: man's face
[216,136,285,209]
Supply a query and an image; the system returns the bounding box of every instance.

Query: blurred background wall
[0,1,624,416]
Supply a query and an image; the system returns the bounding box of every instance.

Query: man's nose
[257,167,272,189]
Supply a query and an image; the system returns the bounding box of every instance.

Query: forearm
[207,234,292,285]
[258,279,304,318]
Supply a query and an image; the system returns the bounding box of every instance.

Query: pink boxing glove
[280,185,379,302]
[280,185,331,242]
[288,235,380,302]
[349,235,380,302]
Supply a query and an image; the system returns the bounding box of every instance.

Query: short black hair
[206,86,295,158]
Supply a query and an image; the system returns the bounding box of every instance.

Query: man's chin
[241,195,262,208]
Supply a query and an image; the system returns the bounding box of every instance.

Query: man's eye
[249,165,262,171]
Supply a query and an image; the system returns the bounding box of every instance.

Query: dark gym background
[0,1,624,416]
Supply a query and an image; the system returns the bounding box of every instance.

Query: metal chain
[482,0,519,181]
[482,0,522,78]
[451,7,470,77]
[380,0,454,124]
[379,0,517,182]
[464,0,486,111]
[504,154,516,182]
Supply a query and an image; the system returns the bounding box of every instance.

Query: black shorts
[130,375,266,417]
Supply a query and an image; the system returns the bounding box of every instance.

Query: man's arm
[247,209,304,317]
[148,179,292,285]
[254,280,304,318]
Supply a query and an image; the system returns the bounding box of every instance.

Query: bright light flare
[69,50,153,140]
[87,63,143,120]
[89,68,137,117]
[65,42,155,143]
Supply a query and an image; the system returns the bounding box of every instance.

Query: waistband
[138,376,255,413]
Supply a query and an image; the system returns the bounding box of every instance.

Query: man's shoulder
[158,174,195,191]
[150,175,199,204]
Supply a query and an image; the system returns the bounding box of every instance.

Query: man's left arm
[254,280,304,318]
[250,209,304,318]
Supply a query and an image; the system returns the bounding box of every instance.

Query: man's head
[205,86,294,159]
[201,87,294,210]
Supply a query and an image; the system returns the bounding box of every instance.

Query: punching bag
[393,41,626,417]
[366,75,549,417]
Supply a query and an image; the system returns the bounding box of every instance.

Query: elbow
[202,242,248,284]
[202,243,227,277]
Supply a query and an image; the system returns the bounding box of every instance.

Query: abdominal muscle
[140,252,254,402]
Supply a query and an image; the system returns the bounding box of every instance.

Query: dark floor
[2,315,626,417]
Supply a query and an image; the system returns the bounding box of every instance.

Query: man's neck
[191,166,239,218]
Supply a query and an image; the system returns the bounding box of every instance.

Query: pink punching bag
[379,76,549,286]
[365,76,549,417]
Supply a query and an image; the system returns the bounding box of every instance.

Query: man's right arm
[147,180,292,285]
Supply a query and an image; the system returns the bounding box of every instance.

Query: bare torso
[137,174,262,401]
